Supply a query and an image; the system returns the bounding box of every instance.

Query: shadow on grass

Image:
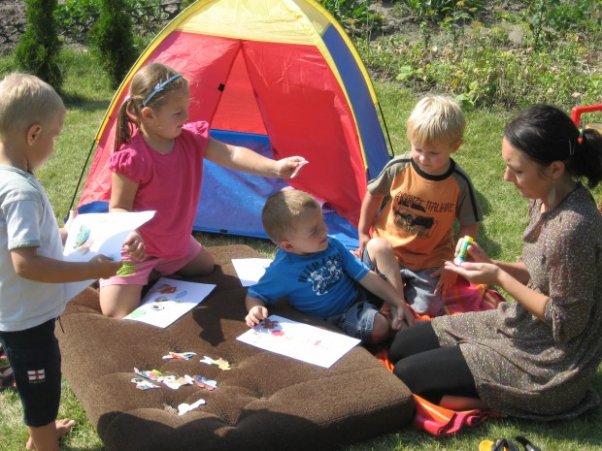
[62,93,110,112]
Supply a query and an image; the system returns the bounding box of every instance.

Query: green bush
[55,0,170,42]
[89,0,136,88]
[397,0,484,25]
[14,0,63,90]
[355,1,600,111]
[524,0,600,49]
[54,0,98,42]
[319,0,382,36]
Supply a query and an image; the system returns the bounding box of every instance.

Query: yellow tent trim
[177,0,327,45]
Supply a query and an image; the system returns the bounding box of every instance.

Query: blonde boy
[245,189,414,344]
[0,73,120,451]
[358,95,482,316]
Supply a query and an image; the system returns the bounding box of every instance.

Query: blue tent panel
[322,25,391,179]
[197,130,359,249]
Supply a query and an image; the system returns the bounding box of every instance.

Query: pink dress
[109,121,209,260]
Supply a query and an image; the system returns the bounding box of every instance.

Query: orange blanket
[377,279,505,436]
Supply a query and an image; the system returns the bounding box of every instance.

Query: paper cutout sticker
[193,375,218,391]
[177,398,206,415]
[200,355,231,371]
[131,377,160,390]
[162,351,197,360]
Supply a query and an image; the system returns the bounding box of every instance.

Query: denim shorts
[326,288,384,342]
[361,248,444,317]
[0,319,61,427]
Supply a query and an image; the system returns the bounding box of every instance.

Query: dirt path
[0,0,25,55]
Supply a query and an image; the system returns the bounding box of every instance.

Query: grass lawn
[1,47,602,450]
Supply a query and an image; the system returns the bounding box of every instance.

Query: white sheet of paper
[63,210,155,261]
[124,278,215,328]
[236,314,360,368]
[63,211,155,300]
[62,210,155,301]
[231,258,272,286]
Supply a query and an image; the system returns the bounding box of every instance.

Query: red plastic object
[571,103,602,127]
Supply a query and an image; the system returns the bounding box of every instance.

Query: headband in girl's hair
[142,74,183,107]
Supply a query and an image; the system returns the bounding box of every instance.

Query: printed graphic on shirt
[27,368,46,383]
[298,254,344,296]
[393,193,431,238]
[392,191,456,239]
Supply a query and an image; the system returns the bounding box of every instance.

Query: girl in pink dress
[99,63,305,318]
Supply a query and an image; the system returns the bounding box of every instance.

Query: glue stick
[454,235,474,266]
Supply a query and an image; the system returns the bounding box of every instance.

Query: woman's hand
[457,239,492,264]
[274,156,308,179]
[444,260,500,286]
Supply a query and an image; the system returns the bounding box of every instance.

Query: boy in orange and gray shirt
[358,95,482,316]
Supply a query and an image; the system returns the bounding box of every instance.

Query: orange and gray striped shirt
[368,155,481,271]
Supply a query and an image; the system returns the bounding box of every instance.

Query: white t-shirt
[0,165,66,331]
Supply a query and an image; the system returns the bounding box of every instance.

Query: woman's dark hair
[504,104,602,188]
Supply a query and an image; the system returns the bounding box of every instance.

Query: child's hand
[88,255,122,279]
[391,302,415,330]
[64,209,76,231]
[275,156,308,179]
[245,305,268,327]
[122,230,146,261]
[434,267,458,297]
[357,232,371,257]
[60,210,77,244]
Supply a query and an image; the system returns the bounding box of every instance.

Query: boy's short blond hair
[406,95,465,146]
[262,189,321,243]
[0,73,65,139]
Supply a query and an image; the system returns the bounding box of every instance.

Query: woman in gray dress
[389,104,602,419]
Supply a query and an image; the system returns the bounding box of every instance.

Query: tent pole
[66,140,97,220]
[377,101,395,158]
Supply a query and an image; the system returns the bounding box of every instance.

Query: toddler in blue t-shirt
[245,189,414,344]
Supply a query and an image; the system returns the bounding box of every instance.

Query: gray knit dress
[432,185,602,419]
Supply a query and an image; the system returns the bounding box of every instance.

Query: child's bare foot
[26,418,76,450]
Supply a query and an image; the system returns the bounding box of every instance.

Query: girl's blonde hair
[114,63,188,151]
[406,95,465,146]
[0,72,64,140]
[262,189,321,243]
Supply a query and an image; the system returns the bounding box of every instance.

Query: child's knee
[99,285,142,318]
[366,238,394,260]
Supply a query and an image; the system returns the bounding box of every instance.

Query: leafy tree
[90,0,136,88]
[14,0,62,90]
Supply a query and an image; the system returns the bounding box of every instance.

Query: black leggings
[389,321,478,403]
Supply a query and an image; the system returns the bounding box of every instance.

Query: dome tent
[76,0,392,248]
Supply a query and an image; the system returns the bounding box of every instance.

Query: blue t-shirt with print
[247,236,370,318]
